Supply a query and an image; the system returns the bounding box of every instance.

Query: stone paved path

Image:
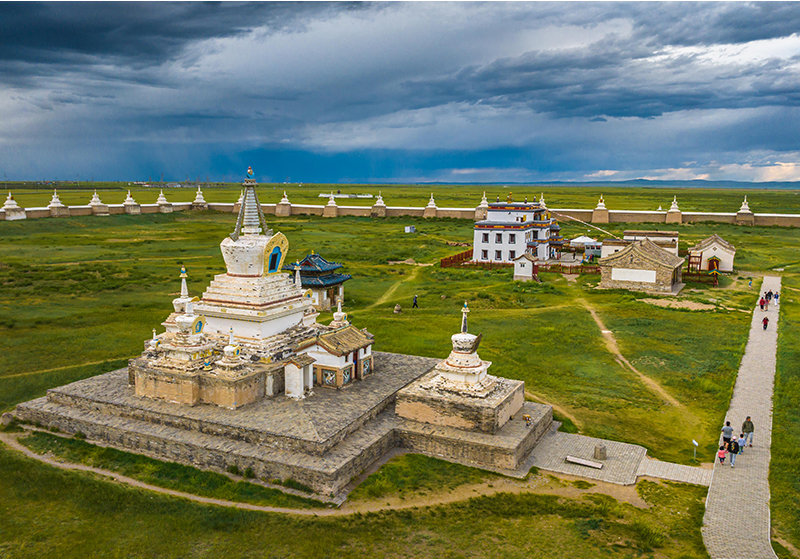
[637,457,713,486]
[529,428,713,487]
[702,276,781,559]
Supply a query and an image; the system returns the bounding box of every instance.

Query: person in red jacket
[763,317,769,330]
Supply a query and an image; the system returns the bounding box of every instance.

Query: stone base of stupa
[396,401,551,471]
[15,352,553,495]
[129,357,283,410]
[396,370,525,434]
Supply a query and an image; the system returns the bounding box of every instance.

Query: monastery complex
[15,177,551,494]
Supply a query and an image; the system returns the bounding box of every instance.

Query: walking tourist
[737,433,747,455]
[742,416,755,447]
[763,317,769,330]
[749,279,753,288]
[728,437,740,468]
[412,295,419,309]
[775,292,780,305]
[721,421,734,445]
[759,297,765,311]
[764,293,769,310]
[717,445,727,465]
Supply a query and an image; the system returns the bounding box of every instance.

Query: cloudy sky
[2,1,800,183]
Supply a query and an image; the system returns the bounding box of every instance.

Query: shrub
[73,431,87,440]
[243,467,255,479]
[227,465,241,476]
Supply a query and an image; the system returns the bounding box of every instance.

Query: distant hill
[405,179,800,190]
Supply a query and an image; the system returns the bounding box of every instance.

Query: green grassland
[0,441,709,558]
[4,180,800,213]
[771,273,800,557]
[1,203,799,556]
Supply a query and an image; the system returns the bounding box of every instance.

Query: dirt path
[0,432,649,516]
[578,299,681,407]
[369,267,421,308]
[524,390,582,429]
[3,357,137,380]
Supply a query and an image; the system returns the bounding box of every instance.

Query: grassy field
[0,441,709,558]
[1,203,799,556]
[4,180,800,213]
[770,273,800,557]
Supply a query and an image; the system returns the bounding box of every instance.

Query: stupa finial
[180,266,188,297]
[294,261,301,285]
[461,300,470,334]
[230,167,270,241]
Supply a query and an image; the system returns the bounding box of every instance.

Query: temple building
[472,195,563,263]
[688,234,735,272]
[598,238,685,293]
[283,252,352,311]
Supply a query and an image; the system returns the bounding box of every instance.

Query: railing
[440,249,473,268]
[683,271,719,286]
[539,263,601,275]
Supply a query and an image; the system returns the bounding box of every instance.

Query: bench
[565,455,603,469]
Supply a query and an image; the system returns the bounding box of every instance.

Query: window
[509,250,516,259]
[509,234,516,243]
[481,250,488,260]
[482,233,489,243]
[520,262,525,268]
[495,250,502,260]
[495,233,502,243]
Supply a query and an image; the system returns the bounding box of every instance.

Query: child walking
[717,445,727,465]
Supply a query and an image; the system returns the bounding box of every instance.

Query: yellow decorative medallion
[263,232,289,275]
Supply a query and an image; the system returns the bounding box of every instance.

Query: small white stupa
[2,192,26,220]
[47,189,69,217]
[193,187,207,204]
[157,190,169,204]
[374,191,386,207]
[478,191,489,208]
[739,196,751,213]
[48,190,64,208]
[595,195,606,210]
[539,193,546,208]
[88,190,109,216]
[668,196,680,212]
[327,192,337,206]
[123,190,141,214]
[426,193,437,208]
[89,190,103,206]
[280,191,290,204]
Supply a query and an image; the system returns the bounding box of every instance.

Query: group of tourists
[759,290,779,330]
[717,416,755,468]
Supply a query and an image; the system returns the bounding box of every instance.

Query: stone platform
[15,352,553,495]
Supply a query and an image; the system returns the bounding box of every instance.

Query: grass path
[369,267,421,308]
[1,357,137,380]
[0,432,646,518]
[524,389,582,429]
[579,298,681,407]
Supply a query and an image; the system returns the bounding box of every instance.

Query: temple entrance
[353,352,360,379]
[708,256,720,271]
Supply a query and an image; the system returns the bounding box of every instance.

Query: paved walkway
[529,428,712,487]
[702,276,781,559]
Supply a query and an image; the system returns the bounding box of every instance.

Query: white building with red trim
[472,199,563,263]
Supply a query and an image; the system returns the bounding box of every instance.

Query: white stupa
[89,191,103,206]
[668,196,680,212]
[739,196,751,213]
[48,190,65,209]
[374,191,386,207]
[280,191,290,204]
[478,191,489,208]
[193,178,317,340]
[124,190,137,205]
[193,187,207,204]
[595,195,606,210]
[157,190,169,204]
[426,193,437,208]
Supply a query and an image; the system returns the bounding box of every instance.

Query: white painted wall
[611,268,657,283]
[694,247,735,272]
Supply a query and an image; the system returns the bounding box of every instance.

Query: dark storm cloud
[0,2,368,74]
[1,2,799,182]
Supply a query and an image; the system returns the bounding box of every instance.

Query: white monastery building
[688,234,736,272]
[473,197,563,263]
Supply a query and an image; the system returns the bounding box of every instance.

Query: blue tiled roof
[299,272,352,287]
[284,253,343,273]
